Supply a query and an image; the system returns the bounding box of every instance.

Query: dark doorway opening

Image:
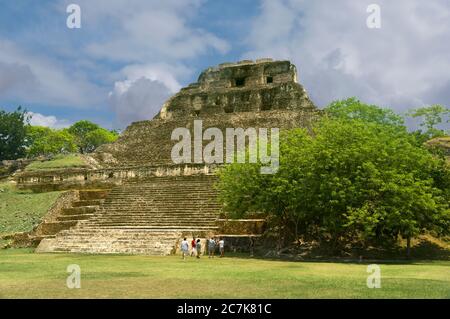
[235,77,245,87]
[266,76,273,84]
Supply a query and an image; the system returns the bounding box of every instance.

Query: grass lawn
[25,154,88,171]
[0,249,449,299]
[0,183,61,236]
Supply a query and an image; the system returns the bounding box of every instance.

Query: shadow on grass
[222,236,450,265]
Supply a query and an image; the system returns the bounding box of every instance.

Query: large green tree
[26,126,77,157]
[326,97,404,126]
[0,107,30,160]
[408,104,449,140]
[83,128,118,153]
[217,102,450,256]
[68,120,118,153]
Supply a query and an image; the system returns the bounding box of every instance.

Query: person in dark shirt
[196,239,202,259]
[190,237,197,257]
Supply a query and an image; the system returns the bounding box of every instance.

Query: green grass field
[0,183,61,236]
[25,154,88,171]
[0,249,448,299]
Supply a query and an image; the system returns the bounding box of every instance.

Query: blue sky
[1,0,449,130]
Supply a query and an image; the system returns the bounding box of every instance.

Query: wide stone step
[78,225,218,230]
[107,203,217,206]
[104,195,218,200]
[79,190,110,200]
[99,209,220,213]
[36,228,184,255]
[90,215,217,219]
[62,207,97,215]
[95,212,219,216]
[101,202,220,205]
[86,219,218,225]
[87,224,217,228]
[85,224,216,228]
[98,206,220,209]
[57,214,95,221]
[72,199,104,207]
[88,218,217,223]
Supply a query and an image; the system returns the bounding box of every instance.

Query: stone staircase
[36,175,221,255]
[33,190,109,242]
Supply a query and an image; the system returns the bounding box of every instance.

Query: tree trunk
[294,218,299,245]
[406,236,411,259]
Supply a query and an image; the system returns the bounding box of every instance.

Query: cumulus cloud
[79,0,230,62]
[0,62,37,96]
[27,112,71,129]
[243,0,450,113]
[109,77,172,127]
[0,0,229,126]
[0,40,106,108]
[108,63,189,127]
[72,0,230,126]
[118,63,191,93]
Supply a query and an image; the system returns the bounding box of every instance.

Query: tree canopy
[408,104,449,140]
[26,126,77,157]
[0,110,119,160]
[0,107,30,160]
[217,99,450,254]
[68,120,118,153]
[325,97,404,126]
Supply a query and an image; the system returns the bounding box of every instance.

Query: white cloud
[118,63,191,93]
[27,112,71,129]
[108,63,191,127]
[109,77,172,128]
[1,0,229,125]
[0,40,106,108]
[243,0,450,112]
[79,0,230,63]
[72,0,230,127]
[0,62,37,96]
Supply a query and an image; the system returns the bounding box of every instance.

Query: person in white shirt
[208,237,216,258]
[218,238,225,257]
[180,238,189,260]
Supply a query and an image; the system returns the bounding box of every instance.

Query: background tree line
[217,98,450,256]
[0,107,119,161]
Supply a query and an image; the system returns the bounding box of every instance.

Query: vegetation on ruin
[0,183,61,236]
[217,99,450,256]
[0,249,449,298]
[24,154,88,171]
[67,120,119,154]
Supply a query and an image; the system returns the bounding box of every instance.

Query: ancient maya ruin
[17,59,320,255]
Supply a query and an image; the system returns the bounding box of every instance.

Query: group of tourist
[180,237,225,260]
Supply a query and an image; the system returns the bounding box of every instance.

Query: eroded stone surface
[156,59,315,119]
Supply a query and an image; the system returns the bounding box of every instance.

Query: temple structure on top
[84,58,319,168]
[157,59,315,119]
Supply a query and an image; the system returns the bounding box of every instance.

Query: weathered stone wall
[16,164,216,191]
[0,159,34,179]
[156,59,315,119]
[93,110,320,168]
